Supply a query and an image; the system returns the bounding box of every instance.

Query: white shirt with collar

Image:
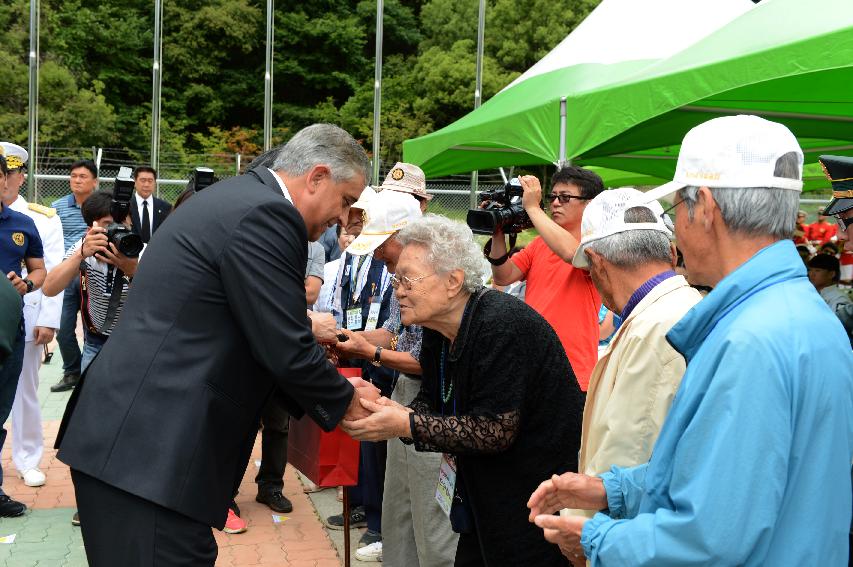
[267,168,294,205]
[135,192,154,223]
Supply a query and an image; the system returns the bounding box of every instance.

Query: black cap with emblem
[819,155,853,216]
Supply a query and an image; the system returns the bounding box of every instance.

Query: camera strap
[102,267,126,334]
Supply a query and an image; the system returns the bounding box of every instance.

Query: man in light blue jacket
[528,115,853,566]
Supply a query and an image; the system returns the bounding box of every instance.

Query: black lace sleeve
[408,410,520,454]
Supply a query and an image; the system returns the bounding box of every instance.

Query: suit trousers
[72,469,217,567]
[11,339,44,473]
[381,374,458,567]
[255,390,289,495]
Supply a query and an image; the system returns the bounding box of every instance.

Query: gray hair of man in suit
[251,123,371,184]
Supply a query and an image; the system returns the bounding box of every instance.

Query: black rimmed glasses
[836,215,853,231]
[546,193,589,204]
[390,273,436,291]
[660,199,683,223]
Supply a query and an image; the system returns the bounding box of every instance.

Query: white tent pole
[263,0,274,152]
[371,0,384,185]
[470,0,486,206]
[558,96,568,166]
[27,0,40,202]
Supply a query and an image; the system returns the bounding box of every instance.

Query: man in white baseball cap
[529,115,853,565]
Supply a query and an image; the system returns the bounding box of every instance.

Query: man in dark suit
[56,124,379,566]
[130,166,172,243]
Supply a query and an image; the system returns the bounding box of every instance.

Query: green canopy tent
[403,0,853,192]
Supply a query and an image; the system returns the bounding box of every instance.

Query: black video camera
[466,178,536,235]
[107,173,144,258]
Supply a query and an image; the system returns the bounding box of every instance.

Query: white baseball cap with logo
[351,186,378,211]
[572,187,673,269]
[642,115,803,204]
[345,190,422,256]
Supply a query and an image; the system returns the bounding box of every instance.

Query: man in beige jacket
[563,188,702,526]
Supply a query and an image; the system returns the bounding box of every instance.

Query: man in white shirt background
[129,166,172,243]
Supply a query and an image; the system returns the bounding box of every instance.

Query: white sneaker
[355,542,382,562]
[21,468,46,487]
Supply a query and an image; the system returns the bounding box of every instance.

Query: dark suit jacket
[130,195,172,242]
[56,167,354,529]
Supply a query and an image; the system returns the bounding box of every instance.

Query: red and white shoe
[223,509,247,534]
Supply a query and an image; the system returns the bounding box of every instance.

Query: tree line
[0,0,599,168]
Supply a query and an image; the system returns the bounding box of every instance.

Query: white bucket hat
[642,114,803,204]
[345,190,422,256]
[572,187,672,269]
[379,162,432,201]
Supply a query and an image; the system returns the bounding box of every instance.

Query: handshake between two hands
[339,376,413,442]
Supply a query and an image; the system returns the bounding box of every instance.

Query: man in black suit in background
[130,166,172,243]
[56,124,379,566]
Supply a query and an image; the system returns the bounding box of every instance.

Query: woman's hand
[527,472,607,519]
[340,398,411,441]
[334,328,375,359]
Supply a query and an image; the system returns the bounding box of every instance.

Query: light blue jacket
[581,240,853,566]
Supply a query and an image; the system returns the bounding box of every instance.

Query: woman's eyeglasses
[390,273,436,290]
[836,216,853,231]
[546,193,589,204]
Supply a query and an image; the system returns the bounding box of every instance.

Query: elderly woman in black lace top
[342,215,583,566]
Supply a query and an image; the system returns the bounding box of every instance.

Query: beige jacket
[568,275,702,518]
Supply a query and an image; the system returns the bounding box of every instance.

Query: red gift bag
[287,368,361,487]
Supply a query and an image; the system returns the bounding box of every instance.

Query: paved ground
[0,346,368,566]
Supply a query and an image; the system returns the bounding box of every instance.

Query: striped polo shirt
[51,194,89,253]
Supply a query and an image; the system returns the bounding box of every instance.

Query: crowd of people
[0,114,851,567]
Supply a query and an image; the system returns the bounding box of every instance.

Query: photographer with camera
[43,189,143,372]
[479,167,604,390]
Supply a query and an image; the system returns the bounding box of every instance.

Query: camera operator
[486,167,604,391]
[43,191,142,372]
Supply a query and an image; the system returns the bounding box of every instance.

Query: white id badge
[364,300,381,331]
[346,307,363,330]
[435,454,457,517]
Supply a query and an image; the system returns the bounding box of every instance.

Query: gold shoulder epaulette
[28,203,57,218]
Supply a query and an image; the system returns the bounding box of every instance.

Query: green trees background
[0,0,599,166]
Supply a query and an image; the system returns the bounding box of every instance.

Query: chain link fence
[22,147,508,219]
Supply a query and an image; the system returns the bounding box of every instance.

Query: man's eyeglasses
[835,216,853,231]
[546,193,589,204]
[659,199,683,220]
[390,273,436,291]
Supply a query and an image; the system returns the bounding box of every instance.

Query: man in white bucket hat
[529,115,853,566]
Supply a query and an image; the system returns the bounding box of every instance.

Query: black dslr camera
[107,173,144,258]
[189,167,215,192]
[466,178,536,235]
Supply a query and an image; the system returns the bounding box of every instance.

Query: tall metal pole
[150,0,163,177]
[558,96,568,166]
[26,0,40,202]
[470,0,486,207]
[263,0,274,152]
[371,0,384,185]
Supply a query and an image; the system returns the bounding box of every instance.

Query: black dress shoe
[50,373,80,393]
[255,490,293,513]
[0,495,26,517]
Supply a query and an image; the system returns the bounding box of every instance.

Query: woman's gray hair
[265,123,371,184]
[396,214,489,293]
[586,207,672,267]
[677,150,800,239]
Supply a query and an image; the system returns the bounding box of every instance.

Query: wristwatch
[371,346,384,367]
[24,279,34,293]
